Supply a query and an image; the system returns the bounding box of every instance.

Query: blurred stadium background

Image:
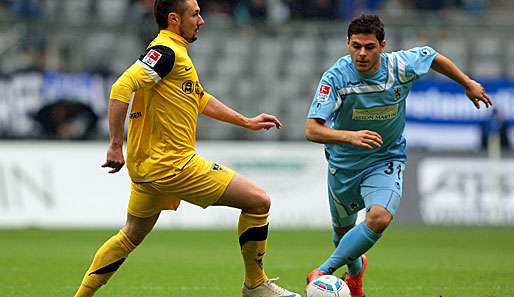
[1,1,514,296]
[1,0,512,227]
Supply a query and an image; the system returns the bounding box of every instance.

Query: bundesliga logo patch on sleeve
[142,49,162,67]
[317,84,331,102]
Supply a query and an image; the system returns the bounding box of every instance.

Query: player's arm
[305,118,382,149]
[102,99,129,173]
[431,53,492,109]
[201,96,282,130]
[102,46,175,173]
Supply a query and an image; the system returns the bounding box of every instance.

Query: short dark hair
[348,15,385,43]
[154,0,188,29]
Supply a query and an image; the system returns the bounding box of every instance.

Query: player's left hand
[246,113,283,131]
[465,80,492,109]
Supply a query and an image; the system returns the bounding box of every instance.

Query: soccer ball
[305,275,351,297]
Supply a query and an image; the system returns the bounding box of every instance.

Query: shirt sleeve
[307,75,339,122]
[110,63,155,103]
[137,45,175,81]
[198,90,212,112]
[109,45,176,103]
[395,46,438,83]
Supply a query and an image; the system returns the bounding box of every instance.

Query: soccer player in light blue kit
[305,15,492,297]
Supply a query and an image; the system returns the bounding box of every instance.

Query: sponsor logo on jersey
[352,103,399,121]
[211,163,223,171]
[142,49,162,67]
[129,111,142,120]
[317,84,331,102]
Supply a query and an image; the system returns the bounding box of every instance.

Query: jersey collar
[159,30,189,47]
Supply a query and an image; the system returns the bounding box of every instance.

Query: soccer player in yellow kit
[72,1,300,297]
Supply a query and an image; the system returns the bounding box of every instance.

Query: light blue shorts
[327,159,405,228]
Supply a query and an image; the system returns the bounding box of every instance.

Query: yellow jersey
[110,30,211,182]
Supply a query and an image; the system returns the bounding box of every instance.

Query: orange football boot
[344,255,368,297]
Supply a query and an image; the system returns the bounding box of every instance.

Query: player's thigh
[327,166,360,228]
[360,160,405,216]
[214,173,270,213]
[129,181,181,218]
[169,156,236,209]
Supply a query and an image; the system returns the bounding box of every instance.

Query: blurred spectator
[290,0,338,19]
[9,0,47,71]
[414,0,446,10]
[268,0,290,23]
[129,0,154,21]
[338,0,384,20]
[128,0,157,44]
[32,100,99,140]
[10,0,43,19]
[233,0,267,24]
[480,107,511,150]
[201,0,232,18]
[459,0,487,16]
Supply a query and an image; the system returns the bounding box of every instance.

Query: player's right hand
[101,145,125,173]
[347,130,383,149]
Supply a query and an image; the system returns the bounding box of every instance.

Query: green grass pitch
[1,226,513,297]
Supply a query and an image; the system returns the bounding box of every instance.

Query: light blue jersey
[308,46,437,170]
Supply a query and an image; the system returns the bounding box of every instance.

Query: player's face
[347,33,385,75]
[178,0,204,43]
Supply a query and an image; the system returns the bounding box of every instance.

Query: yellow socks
[238,212,269,288]
[74,230,136,297]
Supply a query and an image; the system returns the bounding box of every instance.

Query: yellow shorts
[128,155,236,218]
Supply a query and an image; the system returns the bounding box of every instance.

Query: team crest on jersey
[182,80,194,94]
[142,49,162,67]
[393,87,401,100]
[317,84,331,102]
[349,201,360,211]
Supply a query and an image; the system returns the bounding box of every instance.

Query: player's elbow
[304,120,320,142]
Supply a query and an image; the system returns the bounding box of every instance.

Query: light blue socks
[319,222,381,276]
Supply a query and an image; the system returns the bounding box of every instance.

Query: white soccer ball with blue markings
[305,275,351,297]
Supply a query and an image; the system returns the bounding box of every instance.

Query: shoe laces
[262,278,290,294]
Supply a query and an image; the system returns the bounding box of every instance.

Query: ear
[379,40,386,52]
[168,12,180,26]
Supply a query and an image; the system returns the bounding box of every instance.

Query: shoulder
[138,45,176,78]
[322,55,354,85]
[391,46,437,60]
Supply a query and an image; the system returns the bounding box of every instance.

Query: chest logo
[185,66,192,71]
[352,104,399,121]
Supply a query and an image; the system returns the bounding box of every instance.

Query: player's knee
[246,189,271,214]
[334,225,354,236]
[122,224,150,246]
[365,206,393,233]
